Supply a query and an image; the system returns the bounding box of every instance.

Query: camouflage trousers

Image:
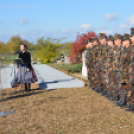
[94,69,102,89]
[107,70,115,95]
[87,67,102,89]
[112,70,121,97]
[125,69,134,104]
[114,69,134,101]
[94,58,102,89]
[87,68,95,89]
[100,70,109,91]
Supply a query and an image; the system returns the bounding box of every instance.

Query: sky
[0,0,134,44]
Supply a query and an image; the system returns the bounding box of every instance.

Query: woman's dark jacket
[18,51,31,69]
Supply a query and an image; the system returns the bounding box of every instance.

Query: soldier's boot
[108,89,115,101]
[126,104,134,111]
[124,92,133,109]
[126,94,134,112]
[101,90,107,96]
[108,96,114,102]
[115,88,127,108]
[107,91,113,97]
[107,91,113,100]
[95,87,103,93]
[100,84,107,96]
[114,97,126,107]
[126,104,134,112]
[92,88,96,91]
[95,83,102,93]
[124,101,131,109]
[113,95,120,101]
[91,85,96,91]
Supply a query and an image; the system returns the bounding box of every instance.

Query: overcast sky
[0,0,134,43]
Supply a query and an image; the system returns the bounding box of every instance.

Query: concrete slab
[33,64,85,90]
[0,64,85,90]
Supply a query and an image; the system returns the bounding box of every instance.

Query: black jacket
[18,51,31,69]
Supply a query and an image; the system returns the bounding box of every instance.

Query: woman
[17,44,38,91]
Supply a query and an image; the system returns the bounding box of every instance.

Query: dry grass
[0,64,134,133]
[0,82,134,134]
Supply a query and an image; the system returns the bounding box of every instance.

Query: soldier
[92,37,103,93]
[85,39,95,90]
[99,33,108,96]
[125,28,134,112]
[106,35,115,100]
[112,34,123,101]
[115,33,132,107]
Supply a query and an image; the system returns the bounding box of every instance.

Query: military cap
[131,27,134,36]
[114,33,123,40]
[99,33,107,39]
[91,36,97,40]
[91,36,99,41]
[123,33,131,41]
[85,38,94,45]
[107,35,114,41]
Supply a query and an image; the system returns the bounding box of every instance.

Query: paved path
[0,64,85,90]
[33,64,85,90]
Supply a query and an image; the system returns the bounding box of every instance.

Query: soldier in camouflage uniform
[125,28,134,112]
[85,39,96,90]
[115,33,132,107]
[99,33,108,96]
[92,37,103,93]
[106,35,115,100]
[112,34,123,101]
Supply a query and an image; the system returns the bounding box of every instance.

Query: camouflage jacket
[113,44,123,71]
[101,43,108,71]
[107,45,114,71]
[94,44,102,70]
[129,44,134,70]
[120,45,132,71]
[85,45,95,69]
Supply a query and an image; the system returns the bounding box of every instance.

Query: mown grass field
[1,64,134,134]
[47,63,82,73]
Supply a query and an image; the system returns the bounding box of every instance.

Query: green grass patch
[48,63,82,73]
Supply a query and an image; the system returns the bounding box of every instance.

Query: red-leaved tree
[68,31,97,64]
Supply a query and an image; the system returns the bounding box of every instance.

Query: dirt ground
[0,81,134,134]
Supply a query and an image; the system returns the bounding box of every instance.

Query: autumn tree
[6,35,33,53]
[35,37,61,63]
[68,31,97,64]
[0,41,6,54]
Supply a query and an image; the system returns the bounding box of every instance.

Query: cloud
[127,15,134,25]
[79,24,93,31]
[1,23,126,44]
[100,30,113,35]
[120,24,128,30]
[111,24,131,35]
[19,18,30,25]
[105,13,118,22]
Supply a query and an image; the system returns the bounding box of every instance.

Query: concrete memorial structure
[82,50,88,77]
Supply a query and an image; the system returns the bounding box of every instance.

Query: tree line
[0,35,72,64]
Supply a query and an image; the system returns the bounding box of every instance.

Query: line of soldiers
[85,28,134,112]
